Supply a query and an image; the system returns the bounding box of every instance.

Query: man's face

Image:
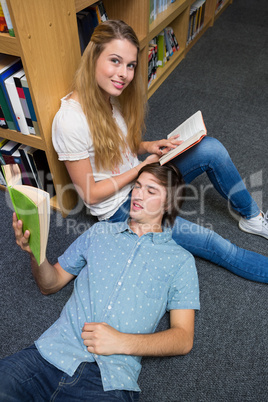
[130,172,167,226]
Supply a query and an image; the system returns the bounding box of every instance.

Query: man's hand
[12,212,33,256]
[81,322,124,355]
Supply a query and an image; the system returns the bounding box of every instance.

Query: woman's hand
[12,212,32,255]
[139,135,183,156]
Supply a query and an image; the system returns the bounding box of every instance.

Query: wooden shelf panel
[0,33,20,56]
[0,129,45,150]
[75,0,99,13]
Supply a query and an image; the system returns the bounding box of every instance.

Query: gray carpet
[0,0,267,400]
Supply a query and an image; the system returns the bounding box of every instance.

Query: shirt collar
[111,219,172,244]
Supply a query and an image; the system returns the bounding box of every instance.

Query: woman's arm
[81,309,195,356]
[13,213,75,295]
[64,153,160,206]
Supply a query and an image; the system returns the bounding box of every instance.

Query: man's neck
[129,219,162,237]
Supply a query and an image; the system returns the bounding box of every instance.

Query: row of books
[0,137,55,197]
[0,54,39,135]
[149,0,176,24]
[187,0,206,45]
[148,27,179,88]
[0,0,14,36]
[77,1,108,54]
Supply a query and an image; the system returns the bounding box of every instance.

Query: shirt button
[128,259,131,264]
[118,281,122,286]
[108,305,112,310]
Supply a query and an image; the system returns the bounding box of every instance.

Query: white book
[4,70,30,134]
[159,110,207,165]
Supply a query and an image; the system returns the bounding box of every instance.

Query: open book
[159,110,207,165]
[2,164,50,265]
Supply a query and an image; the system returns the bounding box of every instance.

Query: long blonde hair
[73,20,146,171]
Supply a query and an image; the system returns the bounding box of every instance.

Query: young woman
[52,20,268,283]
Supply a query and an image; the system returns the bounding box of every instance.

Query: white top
[52,95,140,220]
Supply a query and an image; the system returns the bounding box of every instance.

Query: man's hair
[137,162,186,226]
[72,20,146,171]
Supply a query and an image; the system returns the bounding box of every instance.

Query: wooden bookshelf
[0,0,233,216]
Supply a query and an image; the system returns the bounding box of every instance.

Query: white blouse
[52,95,139,220]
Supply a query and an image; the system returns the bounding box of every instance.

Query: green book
[2,163,50,265]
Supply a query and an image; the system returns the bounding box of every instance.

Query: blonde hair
[73,20,146,171]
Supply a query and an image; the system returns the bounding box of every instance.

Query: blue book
[0,54,22,131]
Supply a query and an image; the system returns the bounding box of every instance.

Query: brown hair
[137,162,186,226]
[72,20,146,171]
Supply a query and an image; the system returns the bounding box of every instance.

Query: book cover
[0,54,22,131]
[4,69,30,134]
[2,163,50,265]
[1,0,15,36]
[159,111,207,165]
[0,2,8,33]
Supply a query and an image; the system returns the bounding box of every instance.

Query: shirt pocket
[135,263,171,300]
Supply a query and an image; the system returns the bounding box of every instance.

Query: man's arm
[13,212,75,295]
[81,309,195,356]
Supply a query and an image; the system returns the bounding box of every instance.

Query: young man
[0,163,200,402]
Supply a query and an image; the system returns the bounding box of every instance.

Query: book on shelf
[0,2,8,33]
[0,105,8,128]
[0,140,33,186]
[77,1,108,54]
[18,145,55,197]
[0,0,15,36]
[159,110,207,165]
[0,54,22,131]
[2,163,50,265]
[4,68,31,134]
[187,0,206,44]
[13,68,36,135]
[20,75,40,136]
[157,31,167,67]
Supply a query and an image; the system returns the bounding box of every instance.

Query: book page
[167,110,206,141]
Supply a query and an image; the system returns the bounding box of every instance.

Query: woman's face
[95,39,138,102]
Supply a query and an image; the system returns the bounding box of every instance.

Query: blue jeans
[172,137,259,219]
[108,138,268,283]
[0,345,140,402]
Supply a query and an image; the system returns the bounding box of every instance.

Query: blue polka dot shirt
[35,220,200,392]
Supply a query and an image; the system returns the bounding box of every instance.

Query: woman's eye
[128,63,136,69]
[111,58,119,64]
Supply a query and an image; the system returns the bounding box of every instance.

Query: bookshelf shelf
[0,0,233,216]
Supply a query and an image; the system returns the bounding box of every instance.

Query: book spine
[14,74,36,135]
[18,145,40,187]
[21,76,40,136]
[4,73,30,134]
[0,105,8,128]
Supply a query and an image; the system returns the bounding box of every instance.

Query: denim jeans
[108,137,268,283]
[0,345,140,402]
[172,137,260,219]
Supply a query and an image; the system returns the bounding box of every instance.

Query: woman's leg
[172,136,260,219]
[172,216,268,283]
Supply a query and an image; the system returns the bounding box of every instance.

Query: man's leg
[0,345,140,402]
[0,345,64,401]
